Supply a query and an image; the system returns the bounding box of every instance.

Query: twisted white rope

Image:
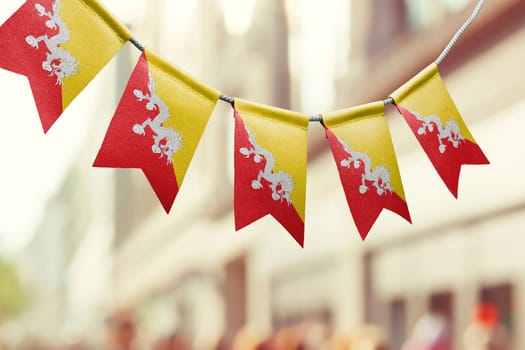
[435,0,486,65]
[130,0,487,120]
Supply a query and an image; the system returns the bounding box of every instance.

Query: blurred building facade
[3,0,525,349]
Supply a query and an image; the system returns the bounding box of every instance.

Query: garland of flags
[0,0,490,246]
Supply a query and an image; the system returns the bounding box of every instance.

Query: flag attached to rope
[234,99,309,247]
[323,102,411,240]
[94,50,220,212]
[0,0,131,132]
[390,63,489,197]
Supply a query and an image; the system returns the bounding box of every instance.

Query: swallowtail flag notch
[390,63,489,197]
[94,50,220,212]
[0,0,131,132]
[322,102,411,240]
[234,99,309,247]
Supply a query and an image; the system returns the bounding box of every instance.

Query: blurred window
[389,299,406,350]
[429,290,454,345]
[405,0,473,29]
[224,256,248,347]
[367,0,407,54]
[429,291,454,322]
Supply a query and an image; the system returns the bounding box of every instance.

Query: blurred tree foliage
[0,257,26,320]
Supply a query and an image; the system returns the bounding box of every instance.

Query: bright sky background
[0,0,349,254]
[0,0,148,255]
[0,0,259,255]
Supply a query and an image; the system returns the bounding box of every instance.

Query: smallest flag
[323,102,411,240]
[234,99,309,247]
[390,63,489,197]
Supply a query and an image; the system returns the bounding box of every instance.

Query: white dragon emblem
[338,138,393,196]
[239,125,294,204]
[25,0,78,86]
[410,110,465,154]
[132,72,183,164]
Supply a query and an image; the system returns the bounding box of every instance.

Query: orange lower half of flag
[234,111,305,247]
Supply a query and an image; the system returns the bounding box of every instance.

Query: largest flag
[0,0,131,132]
[94,50,220,213]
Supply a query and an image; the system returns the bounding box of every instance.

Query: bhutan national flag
[0,0,131,132]
[323,102,411,240]
[234,99,309,247]
[390,63,489,197]
[94,51,220,212]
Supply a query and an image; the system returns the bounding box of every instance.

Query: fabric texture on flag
[94,50,220,213]
[0,0,131,132]
[323,102,411,240]
[234,99,309,247]
[390,63,489,197]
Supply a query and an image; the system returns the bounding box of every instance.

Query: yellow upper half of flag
[390,63,476,143]
[235,98,309,221]
[323,102,406,201]
[60,0,131,109]
[146,50,220,186]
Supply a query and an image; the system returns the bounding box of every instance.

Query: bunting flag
[234,99,309,246]
[0,0,490,245]
[94,50,220,212]
[0,0,131,132]
[322,102,411,240]
[390,63,489,197]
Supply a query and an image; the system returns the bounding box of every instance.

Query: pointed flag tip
[294,236,305,248]
[160,201,173,214]
[287,230,304,249]
[449,157,490,199]
[41,120,53,134]
[397,206,413,225]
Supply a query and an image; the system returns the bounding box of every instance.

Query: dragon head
[275,172,294,204]
[52,52,78,85]
[375,166,393,195]
[158,130,183,164]
[445,120,465,147]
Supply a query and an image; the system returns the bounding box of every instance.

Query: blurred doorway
[480,283,513,334]
[224,255,247,347]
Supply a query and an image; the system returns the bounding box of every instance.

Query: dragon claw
[45,20,57,29]
[35,4,46,15]
[26,36,39,48]
[132,124,146,135]
[152,144,161,154]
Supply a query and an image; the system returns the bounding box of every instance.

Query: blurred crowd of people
[0,303,511,350]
